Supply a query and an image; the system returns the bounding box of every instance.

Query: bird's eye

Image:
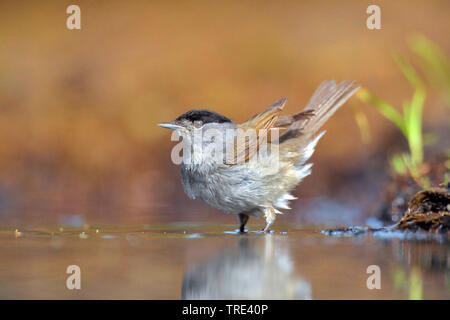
[193,120,203,128]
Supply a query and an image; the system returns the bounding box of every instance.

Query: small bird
[158,80,359,233]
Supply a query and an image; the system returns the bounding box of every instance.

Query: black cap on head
[176,109,233,124]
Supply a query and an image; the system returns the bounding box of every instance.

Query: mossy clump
[323,184,449,237]
[394,184,449,232]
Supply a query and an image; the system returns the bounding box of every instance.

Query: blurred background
[0,0,448,228]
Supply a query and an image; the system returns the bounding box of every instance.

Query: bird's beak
[157,121,184,130]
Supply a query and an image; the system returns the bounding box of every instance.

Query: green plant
[357,54,427,186]
[357,35,450,188]
[408,34,450,107]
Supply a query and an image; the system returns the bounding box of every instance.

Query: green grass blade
[357,88,407,136]
[408,34,450,106]
[391,154,407,174]
[407,90,426,166]
[394,54,426,167]
[394,54,425,90]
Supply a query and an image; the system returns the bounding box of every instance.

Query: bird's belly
[181,165,269,214]
[191,180,261,214]
[181,157,302,215]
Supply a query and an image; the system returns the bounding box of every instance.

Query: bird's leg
[262,207,276,233]
[238,213,249,233]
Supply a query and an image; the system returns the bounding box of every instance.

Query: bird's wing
[224,80,359,165]
[238,97,287,131]
[225,98,287,165]
[274,110,315,128]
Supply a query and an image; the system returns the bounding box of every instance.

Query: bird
[158,80,360,233]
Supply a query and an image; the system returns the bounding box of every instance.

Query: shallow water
[0,224,448,299]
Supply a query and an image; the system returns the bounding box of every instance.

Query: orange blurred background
[0,0,448,227]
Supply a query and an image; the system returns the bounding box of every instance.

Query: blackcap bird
[158,80,360,233]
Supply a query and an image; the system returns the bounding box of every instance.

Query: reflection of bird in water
[181,235,311,299]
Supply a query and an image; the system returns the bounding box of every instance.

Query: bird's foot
[261,226,274,234]
[238,213,249,234]
[262,207,276,234]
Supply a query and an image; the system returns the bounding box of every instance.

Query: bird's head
[158,109,234,136]
[159,109,235,165]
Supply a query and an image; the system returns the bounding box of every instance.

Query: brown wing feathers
[274,110,316,128]
[226,80,359,165]
[226,98,287,164]
[238,97,287,131]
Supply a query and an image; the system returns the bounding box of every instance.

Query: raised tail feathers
[278,80,359,165]
[285,80,360,135]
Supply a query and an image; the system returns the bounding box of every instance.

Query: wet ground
[0,223,448,299]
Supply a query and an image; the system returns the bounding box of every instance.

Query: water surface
[0,224,448,299]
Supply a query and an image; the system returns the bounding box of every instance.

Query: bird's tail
[277,80,359,166]
[294,80,360,134]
